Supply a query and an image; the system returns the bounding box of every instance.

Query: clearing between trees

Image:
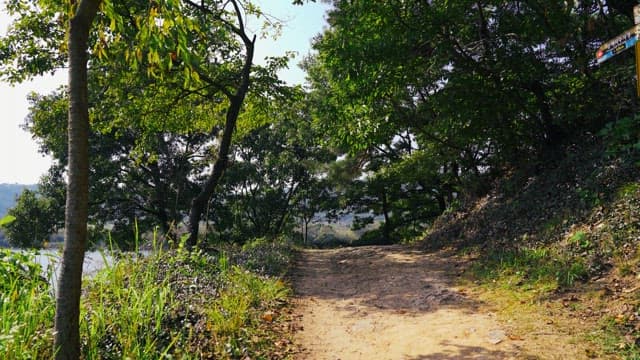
[291,246,596,360]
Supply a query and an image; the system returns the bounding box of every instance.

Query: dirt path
[291,246,583,360]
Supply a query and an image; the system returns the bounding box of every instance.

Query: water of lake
[7,249,117,294]
[10,248,152,294]
[33,249,115,278]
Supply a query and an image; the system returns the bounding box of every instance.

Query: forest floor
[291,245,602,360]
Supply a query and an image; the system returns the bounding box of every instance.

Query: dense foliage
[301,0,640,242]
[0,249,55,357]
[4,0,640,248]
[3,1,640,357]
[1,189,58,248]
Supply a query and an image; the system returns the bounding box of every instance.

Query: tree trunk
[187,34,256,248]
[150,160,171,235]
[304,215,312,245]
[54,1,100,359]
[529,81,563,147]
[274,184,298,236]
[303,218,308,245]
[435,191,447,213]
[381,190,392,244]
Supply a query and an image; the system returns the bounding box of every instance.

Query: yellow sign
[596,25,639,64]
[595,6,640,97]
[636,5,640,97]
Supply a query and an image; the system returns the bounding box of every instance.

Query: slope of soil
[423,140,639,257]
[291,246,587,359]
[416,140,640,357]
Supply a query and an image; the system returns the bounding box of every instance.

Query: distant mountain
[0,183,37,218]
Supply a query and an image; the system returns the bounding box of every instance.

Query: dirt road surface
[291,245,584,360]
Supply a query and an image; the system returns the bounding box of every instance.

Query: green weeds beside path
[0,239,295,359]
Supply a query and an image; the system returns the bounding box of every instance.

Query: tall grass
[0,250,55,359]
[0,237,294,359]
[81,253,174,359]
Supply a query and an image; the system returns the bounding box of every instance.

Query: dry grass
[458,270,612,359]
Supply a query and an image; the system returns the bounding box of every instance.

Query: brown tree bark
[185,47,254,247]
[381,189,392,244]
[186,1,256,248]
[54,1,100,359]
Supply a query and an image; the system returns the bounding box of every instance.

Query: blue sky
[0,0,330,184]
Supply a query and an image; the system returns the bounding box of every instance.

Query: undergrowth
[462,183,640,358]
[0,249,55,358]
[429,136,640,358]
[0,237,295,359]
[469,246,589,291]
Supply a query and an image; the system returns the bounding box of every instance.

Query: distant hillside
[0,183,37,217]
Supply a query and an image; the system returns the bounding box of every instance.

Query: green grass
[588,315,640,360]
[469,246,589,290]
[461,246,604,356]
[0,239,294,359]
[81,251,175,358]
[466,245,640,358]
[0,250,55,359]
[568,230,591,250]
[617,182,640,199]
[207,266,290,357]
[230,237,295,276]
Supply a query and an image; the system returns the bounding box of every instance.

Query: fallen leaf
[262,311,275,322]
[508,334,524,341]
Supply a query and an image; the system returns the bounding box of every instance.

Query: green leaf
[0,215,16,227]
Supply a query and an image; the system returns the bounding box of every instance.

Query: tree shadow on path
[292,245,480,314]
[292,245,540,359]
[405,341,523,359]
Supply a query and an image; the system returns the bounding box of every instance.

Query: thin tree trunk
[274,183,298,236]
[54,1,100,359]
[150,159,171,234]
[187,33,256,248]
[435,192,447,213]
[529,81,562,146]
[304,216,311,245]
[381,189,392,244]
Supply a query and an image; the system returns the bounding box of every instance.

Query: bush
[352,228,389,246]
[599,115,640,157]
[229,237,294,277]
[1,242,295,359]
